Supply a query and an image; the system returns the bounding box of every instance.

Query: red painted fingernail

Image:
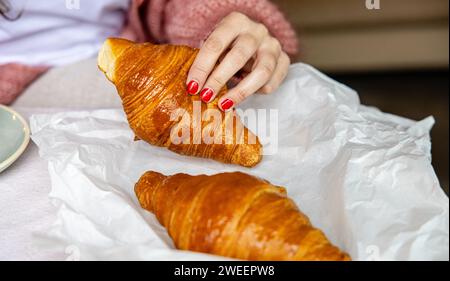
[200,88,214,103]
[186,80,199,95]
[220,99,234,111]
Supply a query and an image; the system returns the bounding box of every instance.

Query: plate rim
[0,105,30,173]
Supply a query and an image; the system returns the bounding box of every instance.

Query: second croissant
[135,171,351,261]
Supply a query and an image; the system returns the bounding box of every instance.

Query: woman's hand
[186,12,290,111]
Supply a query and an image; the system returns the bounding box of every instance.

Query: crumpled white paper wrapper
[30,63,449,261]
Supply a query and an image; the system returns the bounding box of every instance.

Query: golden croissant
[135,171,351,261]
[98,38,262,167]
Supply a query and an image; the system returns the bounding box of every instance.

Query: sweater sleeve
[0,64,48,105]
[144,0,298,56]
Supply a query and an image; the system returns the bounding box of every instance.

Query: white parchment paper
[30,63,449,261]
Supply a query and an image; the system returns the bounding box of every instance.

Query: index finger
[186,21,241,95]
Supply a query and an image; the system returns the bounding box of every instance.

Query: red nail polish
[220,99,234,111]
[200,88,214,103]
[186,80,199,95]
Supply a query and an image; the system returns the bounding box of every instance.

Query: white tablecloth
[1,58,121,260]
[0,108,69,260]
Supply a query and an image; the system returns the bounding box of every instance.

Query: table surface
[0,57,124,260]
[0,107,67,260]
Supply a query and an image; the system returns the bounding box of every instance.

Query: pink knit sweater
[0,0,298,105]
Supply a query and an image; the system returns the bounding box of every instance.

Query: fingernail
[186,80,199,95]
[200,88,214,103]
[220,99,234,111]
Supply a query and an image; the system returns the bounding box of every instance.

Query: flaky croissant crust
[98,38,262,167]
[135,171,351,261]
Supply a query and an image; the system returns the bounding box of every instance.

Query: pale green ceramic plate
[0,105,30,173]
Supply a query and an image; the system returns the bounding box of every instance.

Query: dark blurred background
[273,0,449,193]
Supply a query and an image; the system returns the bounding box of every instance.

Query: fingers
[199,34,261,103]
[186,14,245,95]
[186,11,291,111]
[259,52,290,94]
[218,48,278,111]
